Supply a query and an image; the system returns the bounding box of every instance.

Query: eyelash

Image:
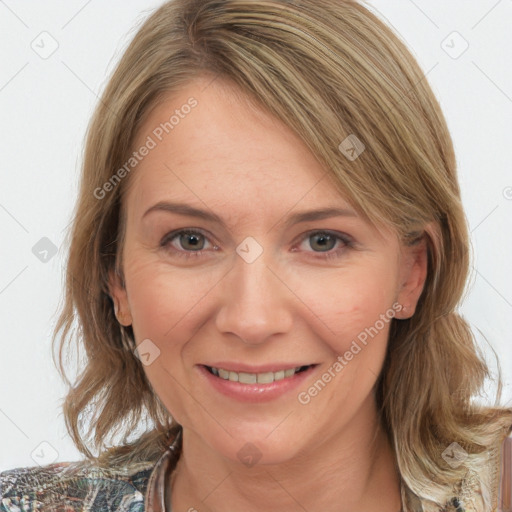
[160,228,354,262]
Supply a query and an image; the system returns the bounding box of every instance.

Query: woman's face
[110,76,427,465]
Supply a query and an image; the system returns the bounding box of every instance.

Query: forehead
[125,77,354,222]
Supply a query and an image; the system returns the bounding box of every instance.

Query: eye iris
[310,233,335,252]
[180,232,204,251]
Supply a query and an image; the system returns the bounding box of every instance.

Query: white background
[1,0,511,471]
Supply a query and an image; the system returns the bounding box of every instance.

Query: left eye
[305,232,339,252]
[295,230,353,257]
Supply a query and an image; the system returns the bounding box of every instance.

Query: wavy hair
[53,0,511,509]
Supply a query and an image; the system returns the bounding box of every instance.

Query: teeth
[258,371,275,384]
[209,365,308,383]
[239,372,257,384]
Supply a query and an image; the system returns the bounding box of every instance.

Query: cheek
[122,255,221,422]
[288,263,398,354]
[124,255,220,343]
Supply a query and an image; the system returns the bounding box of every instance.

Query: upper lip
[201,362,318,373]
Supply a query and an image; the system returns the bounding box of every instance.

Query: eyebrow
[142,201,358,227]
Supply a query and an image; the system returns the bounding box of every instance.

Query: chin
[207,426,307,468]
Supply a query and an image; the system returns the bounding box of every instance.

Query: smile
[197,363,319,402]
[206,365,313,384]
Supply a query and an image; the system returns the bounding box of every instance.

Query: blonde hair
[54,0,511,508]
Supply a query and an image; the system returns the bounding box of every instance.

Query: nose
[214,250,294,345]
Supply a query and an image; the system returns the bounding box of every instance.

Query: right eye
[160,229,219,259]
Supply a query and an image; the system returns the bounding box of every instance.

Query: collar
[145,430,182,512]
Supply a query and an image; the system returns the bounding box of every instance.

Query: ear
[395,231,429,320]
[108,267,133,326]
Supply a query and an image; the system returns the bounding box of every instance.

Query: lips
[197,363,319,402]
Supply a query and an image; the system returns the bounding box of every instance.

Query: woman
[1,0,510,511]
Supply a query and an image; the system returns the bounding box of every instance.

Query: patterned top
[0,431,504,512]
[0,460,154,511]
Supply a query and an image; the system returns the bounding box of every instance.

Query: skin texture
[109,75,428,512]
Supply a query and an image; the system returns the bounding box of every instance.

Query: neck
[168,401,402,512]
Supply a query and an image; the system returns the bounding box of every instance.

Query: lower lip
[196,365,318,403]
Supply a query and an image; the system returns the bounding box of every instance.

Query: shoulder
[459,435,505,512]
[0,458,156,512]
